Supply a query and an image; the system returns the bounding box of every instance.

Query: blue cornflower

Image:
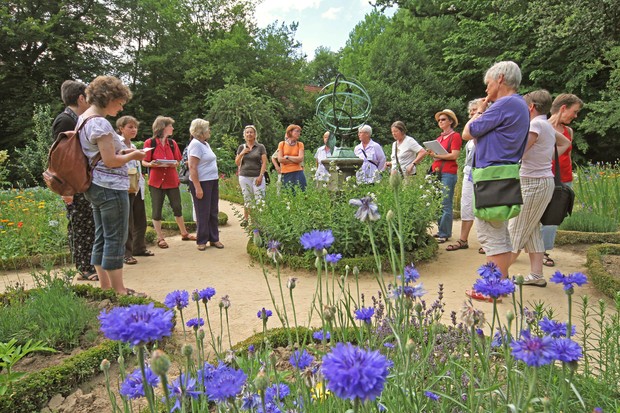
[354,307,375,324]
[205,363,247,402]
[550,271,588,290]
[257,307,273,321]
[164,290,190,310]
[477,262,502,280]
[300,230,335,251]
[289,349,314,370]
[383,342,395,349]
[267,240,282,262]
[313,330,330,341]
[167,373,201,412]
[539,317,576,337]
[99,303,174,346]
[491,330,505,348]
[392,284,426,299]
[349,196,380,222]
[473,276,515,299]
[186,317,204,330]
[193,287,216,303]
[399,263,420,284]
[325,253,342,264]
[248,344,255,354]
[265,383,290,401]
[197,362,216,385]
[321,342,392,402]
[511,330,556,367]
[242,394,261,410]
[552,338,583,362]
[120,367,160,399]
[424,391,440,401]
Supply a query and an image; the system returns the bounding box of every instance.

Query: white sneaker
[523,273,547,287]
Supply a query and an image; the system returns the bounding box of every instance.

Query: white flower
[48,220,59,227]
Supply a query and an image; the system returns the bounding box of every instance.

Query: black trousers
[126,189,148,256]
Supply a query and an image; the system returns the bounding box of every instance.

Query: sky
[254,0,395,60]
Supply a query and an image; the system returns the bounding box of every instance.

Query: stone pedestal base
[321,157,363,191]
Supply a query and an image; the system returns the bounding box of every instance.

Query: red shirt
[551,126,573,183]
[143,137,182,189]
[431,131,462,175]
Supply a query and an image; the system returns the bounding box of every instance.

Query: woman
[314,131,334,182]
[235,125,267,226]
[79,76,146,296]
[386,121,426,177]
[117,116,154,265]
[447,100,483,252]
[142,116,195,248]
[277,124,306,191]
[188,119,223,251]
[541,93,583,267]
[508,90,570,287]
[428,109,462,244]
[354,124,386,184]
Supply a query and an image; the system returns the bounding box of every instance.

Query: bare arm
[188,155,203,199]
[97,134,145,167]
[555,130,571,156]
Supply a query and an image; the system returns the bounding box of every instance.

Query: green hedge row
[0,251,72,272]
[245,235,438,273]
[555,230,620,245]
[0,285,169,413]
[585,243,620,299]
[156,211,229,231]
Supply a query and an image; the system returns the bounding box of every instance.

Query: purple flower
[511,330,556,367]
[399,263,420,284]
[289,349,314,370]
[392,284,426,299]
[164,290,190,310]
[257,307,273,321]
[167,373,201,412]
[248,345,255,354]
[265,383,290,401]
[193,287,216,303]
[186,317,204,329]
[473,277,515,299]
[313,330,330,341]
[242,394,261,410]
[300,230,335,251]
[120,367,160,399]
[477,262,501,280]
[325,253,342,264]
[539,317,576,337]
[354,307,375,324]
[204,363,247,402]
[424,391,440,401]
[552,338,583,362]
[321,342,392,401]
[349,196,380,222]
[383,342,395,349]
[267,240,282,262]
[550,271,588,290]
[491,329,507,348]
[99,303,174,346]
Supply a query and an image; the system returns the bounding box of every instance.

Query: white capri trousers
[508,176,554,253]
[460,166,474,221]
[239,175,266,206]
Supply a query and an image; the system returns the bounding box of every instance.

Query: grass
[573,162,620,230]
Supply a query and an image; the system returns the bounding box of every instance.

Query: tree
[304,47,341,87]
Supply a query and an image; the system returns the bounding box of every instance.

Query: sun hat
[434,109,459,128]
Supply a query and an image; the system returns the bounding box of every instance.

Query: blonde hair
[152,116,175,138]
[189,118,210,138]
[244,125,258,141]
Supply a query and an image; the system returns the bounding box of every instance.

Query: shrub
[559,210,619,233]
[586,243,620,298]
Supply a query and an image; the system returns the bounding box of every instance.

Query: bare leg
[175,215,189,235]
[153,219,165,241]
[460,220,474,242]
[95,265,126,294]
[488,252,511,279]
[510,250,521,266]
[529,251,544,276]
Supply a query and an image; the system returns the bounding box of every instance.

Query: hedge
[555,230,620,246]
[585,243,620,299]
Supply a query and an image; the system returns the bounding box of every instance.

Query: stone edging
[585,243,620,299]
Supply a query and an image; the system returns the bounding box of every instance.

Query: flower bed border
[0,285,169,413]
[0,251,72,271]
[555,230,620,245]
[585,243,620,299]
[246,236,438,272]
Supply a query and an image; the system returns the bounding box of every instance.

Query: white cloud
[321,7,342,20]
[255,0,322,26]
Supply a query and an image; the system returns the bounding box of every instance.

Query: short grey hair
[359,124,372,135]
[484,61,522,90]
[468,98,484,111]
[190,118,210,138]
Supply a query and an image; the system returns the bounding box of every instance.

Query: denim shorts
[84,184,129,270]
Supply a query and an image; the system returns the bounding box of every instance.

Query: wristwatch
[285,156,289,160]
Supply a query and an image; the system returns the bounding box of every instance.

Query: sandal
[197,244,207,251]
[478,247,485,255]
[79,271,99,281]
[181,233,197,241]
[446,239,469,251]
[157,238,169,249]
[465,289,502,303]
[124,256,138,265]
[135,250,155,257]
[210,241,224,249]
[125,288,147,298]
[543,253,555,267]
[436,237,448,244]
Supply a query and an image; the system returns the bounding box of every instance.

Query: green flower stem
[225,307,233,349]
[219,306,224,354]
[159,373,172,413]
[138,346,156,413]
[102,364,120,413]
[366,222,389,305]
[179,308,187,341]
[261,256,286,328]
[203,302,220,359]
[289,288,300,344]
[275,262,292,345]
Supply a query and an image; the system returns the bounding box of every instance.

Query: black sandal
[543,253,555,267]
[446,239,469,251]
[135,250,155,257]
[79,272,99,281]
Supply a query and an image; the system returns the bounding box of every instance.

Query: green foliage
[555,230,620,246]
[559,211,618,233]
[303,46,341,87]
[144,184,195,223]
[573,163,620,227]
[250,171,442,260]
[0,150,10,189]
[586,244,620,298]
[0,338,55,397]
[12,104,54,187]
[0,272,98,351]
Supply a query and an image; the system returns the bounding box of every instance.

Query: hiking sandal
[543,253,555,267]
[157,238,169,249]
[446,239,469,251]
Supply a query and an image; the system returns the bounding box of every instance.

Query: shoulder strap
[552,145,562,185]
[77,115,103,168]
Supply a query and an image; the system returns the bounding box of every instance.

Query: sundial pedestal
[321,155,362,191]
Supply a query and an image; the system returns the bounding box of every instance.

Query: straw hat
[434,109,459,128]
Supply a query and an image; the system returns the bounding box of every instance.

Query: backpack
[178,146,190,184]
[144,136,177,175]
[43,116,101,196]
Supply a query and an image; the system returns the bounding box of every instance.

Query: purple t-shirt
[469,94,529,168]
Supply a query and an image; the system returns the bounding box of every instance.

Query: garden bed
[556,230,620,246]
[586,243,620,299]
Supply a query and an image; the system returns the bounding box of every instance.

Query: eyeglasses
[438,118,449,122]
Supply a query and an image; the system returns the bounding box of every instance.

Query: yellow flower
[311,382,330,401]
[8,222,14,226]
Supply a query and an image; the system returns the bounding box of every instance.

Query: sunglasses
[438,118,450,122]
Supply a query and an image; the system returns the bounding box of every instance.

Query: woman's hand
[428,150,437,159]
[406,164,415,175]
[255,175,263,186]
[195,186,204,200]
